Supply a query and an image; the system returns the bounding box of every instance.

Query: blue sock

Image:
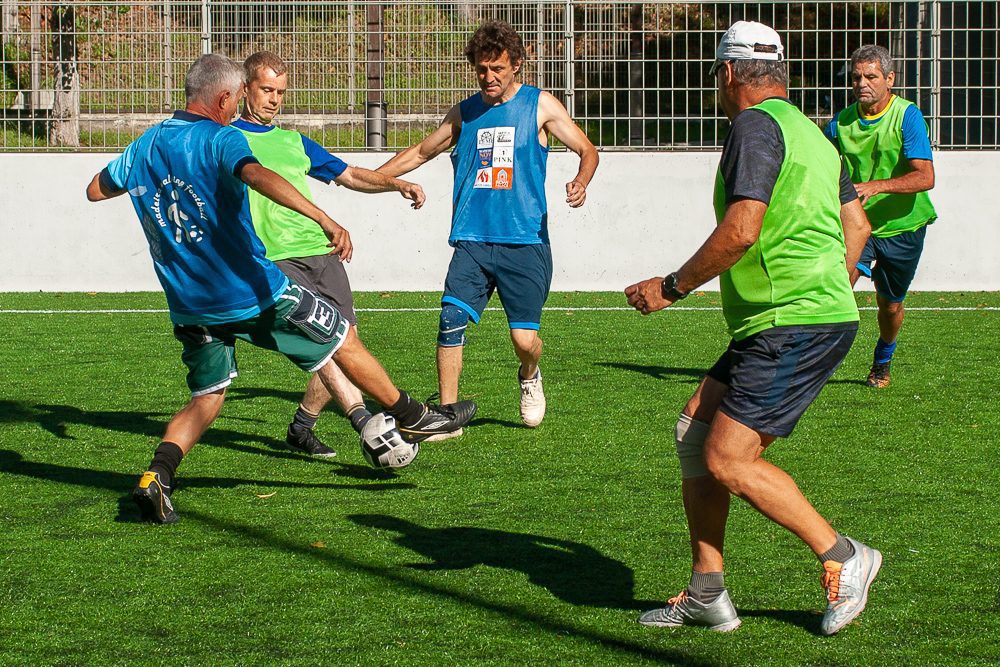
[874,338,897,364]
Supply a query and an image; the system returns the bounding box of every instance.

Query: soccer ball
[360,413,418,469]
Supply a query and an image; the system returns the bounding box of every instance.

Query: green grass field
[1,291,997,665]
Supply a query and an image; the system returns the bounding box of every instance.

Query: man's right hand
[398,181,426,209]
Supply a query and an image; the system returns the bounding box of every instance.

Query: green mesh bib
[836,97,937,238]
[237,125,331,260]
[714,99,859,341]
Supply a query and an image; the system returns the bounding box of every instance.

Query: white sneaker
[639,590,741,632]
[519,367,546,427]
[820,537,882,635]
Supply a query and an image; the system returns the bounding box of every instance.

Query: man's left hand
[625,277,673,315]
[565,180,587,208]
[855,181,881,204]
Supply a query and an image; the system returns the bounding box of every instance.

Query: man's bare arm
[334,167,426,209]
[85,170,125,202]
[625,199,766,315]
[855,158,934,203]
[377,105,462,178]
[240,162,353,262]
[840,198,871,274]
[538,91,599,208]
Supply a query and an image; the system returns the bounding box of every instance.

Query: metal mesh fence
[2,0,997,151]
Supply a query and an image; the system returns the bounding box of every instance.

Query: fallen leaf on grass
[255,492,277,499]
[311,541,326,549]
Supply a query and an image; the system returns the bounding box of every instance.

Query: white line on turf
[1,306,997,314]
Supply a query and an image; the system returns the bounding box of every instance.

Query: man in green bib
[825,45,937,388]
[236,51,473,455]
[626,21,879,635]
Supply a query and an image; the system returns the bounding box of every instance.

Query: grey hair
[184,54,245,103]
[731,59,787,89]
[850,44,894,76]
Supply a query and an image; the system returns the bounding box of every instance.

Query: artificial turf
[1,291,997,665]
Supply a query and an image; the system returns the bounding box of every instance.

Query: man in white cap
[625,21,879,635]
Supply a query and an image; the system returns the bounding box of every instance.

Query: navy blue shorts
[856,225,928,302]
[442,241,553,330]
[707,324,858,438]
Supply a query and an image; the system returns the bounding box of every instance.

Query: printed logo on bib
[474,168,493,189]
[492,168,512,189]
[492,146,513,167]
[471,126,515,190]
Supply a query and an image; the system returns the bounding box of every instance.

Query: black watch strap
[661,272,688,300]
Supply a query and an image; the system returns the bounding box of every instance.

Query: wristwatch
[661,272,689,301]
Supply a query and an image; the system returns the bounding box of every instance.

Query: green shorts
[173,282,350,396]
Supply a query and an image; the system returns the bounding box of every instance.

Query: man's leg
[639,376,743,631]
[702,413,837,556]
[437,344,464,405]
[866,227,926,388]
[511,328,543,381]
[134,389,226,524]
[679,376,731,574]
[287,326,372,456]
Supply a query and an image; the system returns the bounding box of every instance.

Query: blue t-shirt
[230,119,349,183]
[102,111,289,325]
[824,97,933,160]
[449,85,549,245]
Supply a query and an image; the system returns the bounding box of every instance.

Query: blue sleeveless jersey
[103,111,288,325]
[449,85,549,245]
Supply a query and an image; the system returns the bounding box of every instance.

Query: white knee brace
[675,413,710,479]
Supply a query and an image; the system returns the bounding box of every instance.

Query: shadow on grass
[468,416,528,429]
[348,514,659,612]
[0,400,349,463]
[739,607,822,634]
[188,509,717,666]
[596,362,705,382]
[0,450,416,523]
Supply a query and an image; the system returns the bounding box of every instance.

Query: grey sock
[686,570,725,604]
[819,534,856,564]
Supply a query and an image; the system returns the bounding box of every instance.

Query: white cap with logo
[709,21,785,76]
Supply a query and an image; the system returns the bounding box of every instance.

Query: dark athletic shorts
[173,281,349,396]
[707,323,858,438]
[856,225,928,303]
[442,241,553,330]
[276,254,357,325]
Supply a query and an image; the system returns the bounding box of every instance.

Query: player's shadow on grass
[0,449,416,523]
[348,514,659,612]
[1,400,340,463]
[738,608,822,634]
[596,362,705,382]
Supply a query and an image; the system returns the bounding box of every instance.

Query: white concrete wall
[0,151,996,292]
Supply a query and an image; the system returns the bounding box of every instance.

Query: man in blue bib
[379,20,599,432]
[86,54,474,524]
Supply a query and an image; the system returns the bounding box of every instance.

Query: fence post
[535,1,544,90]
[563,0,573,118]
[348,0,356,114]
[628,3,643,145]
[29,0,41,111]
[366,2,387,148]
[201,0,211,55]
[163,0,173,111]
[2,0,17,45]
[930,0,941,147]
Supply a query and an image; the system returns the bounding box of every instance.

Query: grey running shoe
[638,590,741,632]
[286,425,337,457]
[820,537,883,635]
[132,471,179,524]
